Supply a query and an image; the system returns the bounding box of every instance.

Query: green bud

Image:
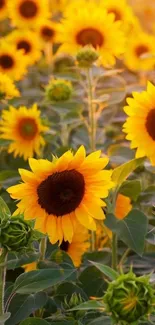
[104,271,155,324]
[64,293,83,310]
[45,79,73,102]
[52,54,75,73]
[76,45,99,67]
[0,217,35,252]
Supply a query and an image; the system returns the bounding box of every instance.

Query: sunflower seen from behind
[57,0,125,67]
[0,72,20,99]
[123,82,155,166]
[0,104,48,160]
[7,146,114,244]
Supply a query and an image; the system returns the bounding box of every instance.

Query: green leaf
[69,300,105,311]
[112,157,145,187]
[0,196,11,218]
[78,266,107,297]
[105,209,148,256]
[89,262,118,280]
[6,293,47,325]
[20,318,50,325]
[119,180,142,201]
[88,316,112,325]
[0,313,11,324]
[13,268,76,294]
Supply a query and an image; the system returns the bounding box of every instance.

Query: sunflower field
[0,0,155,324]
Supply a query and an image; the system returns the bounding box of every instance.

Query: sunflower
[60,221,90,267]
[37,20,59,44]
[115,194,132,220]
[23,261,37,272]
[57,1,125,67]
[0,0,8,20]
[49,0,70,16]
[6,30,42,65]
[0,72,20,99]
[0,104,48,160]
[7,146,114,244]
[0,41,27,81]
[124,31,155,72]
[129,0,155,33]
[123,82,155,166]
[8,0,50,28]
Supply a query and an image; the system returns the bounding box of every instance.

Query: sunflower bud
[64,293,83,310]
[76,45,99,67]
[104,271,155,324]
[0,217,35,252]
[45,79,73,102]
[52,54,75,73]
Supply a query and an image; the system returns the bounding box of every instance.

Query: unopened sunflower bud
[0,217,34,252]
[104,271,155,324]
[76,45,99,67]
[45,79,73,102]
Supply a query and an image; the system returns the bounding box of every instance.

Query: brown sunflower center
[135,45,149,58]
[0,54,14,70]
[19,0,38,19]
[60,240,69,252]
[76,28,104,49]
[37,169,85,216]
[17,40,32,54]
[18,117,38,140]
[41,26,55,41]
[108,8,122,21]
[145,108,155,140]
[0,0,5,9]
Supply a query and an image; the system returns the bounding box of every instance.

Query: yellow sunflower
[129,0,155,33]
[123,82,155,166]
[115,194,132,220]
[49,0,70,16]
[37,20,59,44]
[0,41,27,81]
[8,0,50,28]
[7,146,114,244]
[57,1,125,67]
[6,30,43,65]
[0,72,20,99]
[23,261,37,272]
[0,104,48,160]
[124,31,155,72]
[0,0,8,20]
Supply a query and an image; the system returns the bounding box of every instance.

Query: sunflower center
[60,240,69,252]
[108,8,122,21]
[0,54,14,70]
[41,27,55,41]
[19,0,38,19]
[18,117,38,140]
[0,0,5,9]
[145,108,155,140]
[17,40,32,54]
[135,45,149,58]
[37,169,85,216]
[76,28,104,49]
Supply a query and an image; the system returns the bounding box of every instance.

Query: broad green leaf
[89,261,118,280]
[14,268,76,294]
[0,313,11,324]
[20,318,49,325]
[5,252,39,270]
[0,196,11,219]
[78,266,107,297]
[69,300,105,311]
[6,292,47,325]
[112,157,145,187]
[105,209,148,256]
[88,316,112,325]
[119,180,141,201]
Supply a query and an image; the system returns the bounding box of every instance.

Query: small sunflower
[123,82,155,166]
[124,31,155,72]
[115,194,132,220]
[0,0,8,20]
[6,30,42,65]
[0,104,48,160]
[37,20,59,44]
[0,41,27,81]
[57,1,125,67]
[7,146,114,244]
[60,221,90,267]
[8,0,50,28]
[0,72,20,99]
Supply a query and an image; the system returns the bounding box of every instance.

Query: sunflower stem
[39,237,47,261]
[112,233,118,271]
[0,249,7,320]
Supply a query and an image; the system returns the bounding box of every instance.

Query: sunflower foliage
[0,0,155,325]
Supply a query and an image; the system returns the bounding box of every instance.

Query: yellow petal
[75,204,96,231]
[61,214,73,243]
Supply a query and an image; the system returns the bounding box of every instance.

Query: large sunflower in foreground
[8,0,50,28]
[0,41,27,80]
[0,72,20,99]
[0,0,8,20]
[7,146,114,244]
[124,31,155,72]
[6,30,43,65]
[0,104,48,160]
[57,1,125,67]
[123,82,155,166]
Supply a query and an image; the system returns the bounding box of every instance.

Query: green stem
[39,237,47,262]
[118,248,131,270]
[0,249,7,318]
[112,233,118,271]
